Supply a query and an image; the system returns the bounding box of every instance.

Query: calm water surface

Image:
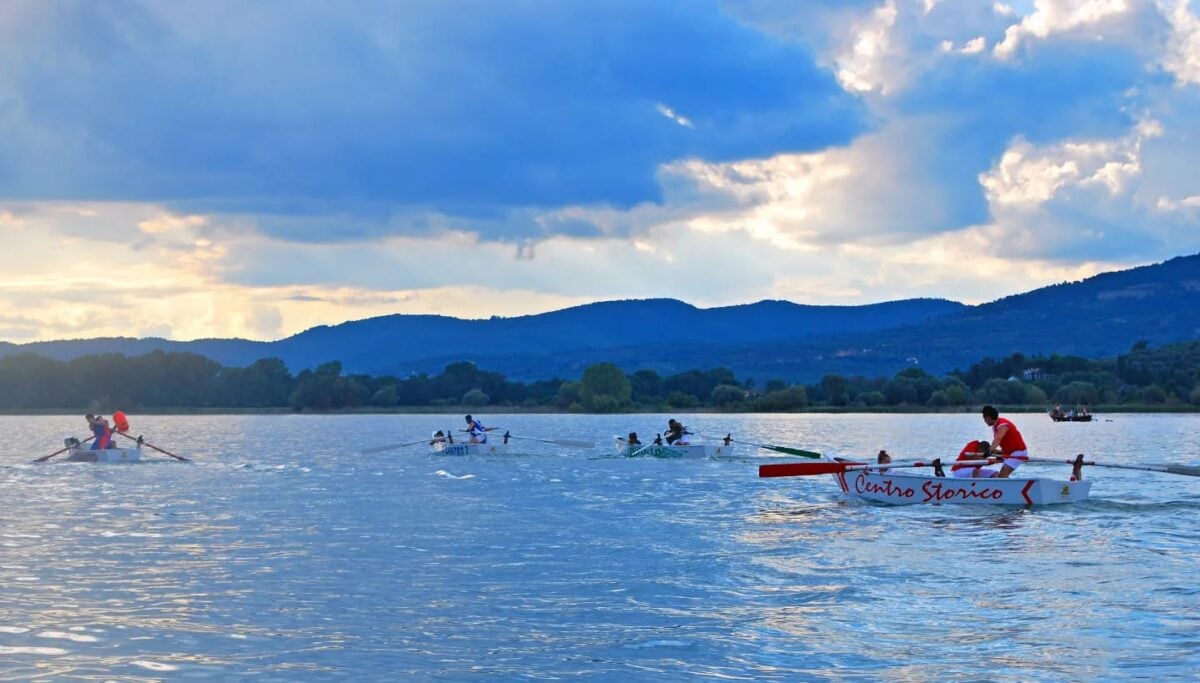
[1,413,1198,681]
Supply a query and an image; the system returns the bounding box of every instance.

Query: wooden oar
[759,458,998,478]
[505,434,594,449]
[35,436,95,463]
[359,438,434,455]
[117,431,190,462]
[1028,457,1200,478]
[699,434,822,459]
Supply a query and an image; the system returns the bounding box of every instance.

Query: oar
[359,438,433,455]
[505,434,594,449]
[759,458,998,478]
[698,434,822,459]
[35,436,95,463]
[1028,457,1200,478]
[117,432,190,462]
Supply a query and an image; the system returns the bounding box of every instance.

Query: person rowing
[625,432,642,446]
[463,415,495,444]
[876,449,892,474]
[981,405,1028,478]
[664,419,690,445]
[950,440,995,478]
[85,414,112,450]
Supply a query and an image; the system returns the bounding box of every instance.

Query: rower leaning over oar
[463,415,495,444]
[982,405,1028,478]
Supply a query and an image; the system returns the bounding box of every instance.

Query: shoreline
[2,405,1197,416]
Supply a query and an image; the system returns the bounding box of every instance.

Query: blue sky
[2,0,1200,341]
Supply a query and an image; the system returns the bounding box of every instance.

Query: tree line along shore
[0,339,1197,413]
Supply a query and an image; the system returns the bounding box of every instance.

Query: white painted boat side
[66,447,143,463]
[614,439,735,459]
[430,442,510,456]
[831,469,1092,506]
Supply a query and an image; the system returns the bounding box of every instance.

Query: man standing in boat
[464,415,494,444]
[981,405,1028,478]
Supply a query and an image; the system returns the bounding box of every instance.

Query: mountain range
[3,253,1199,382]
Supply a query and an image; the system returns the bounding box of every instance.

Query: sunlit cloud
[2,1,1200,346]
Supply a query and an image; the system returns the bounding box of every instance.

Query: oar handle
[759,458,999,478]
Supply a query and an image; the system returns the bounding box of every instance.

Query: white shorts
[1002,451,1028,471]
[950,468,976,478]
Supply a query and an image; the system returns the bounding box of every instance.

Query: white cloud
[835,1,902,94]
[979,118,1161,208]
[994,0,1132,59]
[656,103,695,129]
[1159,0,1200,84]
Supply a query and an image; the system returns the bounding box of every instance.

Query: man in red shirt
[982,405,1028,478]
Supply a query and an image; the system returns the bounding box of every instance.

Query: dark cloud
[0,0,865,232]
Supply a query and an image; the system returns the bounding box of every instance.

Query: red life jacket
[951,441,984,472]
[993,417,1028,459]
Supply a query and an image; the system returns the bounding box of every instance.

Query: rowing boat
[65,446,143,463]
[430,441,510,456]
[831,468,1091,506]
[614,438,735,459]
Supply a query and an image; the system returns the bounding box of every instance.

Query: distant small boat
[430,441,509,456]
[65,446,142,463]
[614,438,735,459]
[1050,414,1093,422]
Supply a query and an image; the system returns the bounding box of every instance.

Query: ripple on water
[0,413,1198,680]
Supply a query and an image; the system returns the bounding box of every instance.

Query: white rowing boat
[430,441,510,456]
[831,469,1091,506]
[614,438,735,459]
[65,446,143,463]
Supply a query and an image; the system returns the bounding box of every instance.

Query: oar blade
[759,461,845,478]
[1166,464,1200,477]
[762,445,823,459]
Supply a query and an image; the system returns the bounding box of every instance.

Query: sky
[3,0,1200,343]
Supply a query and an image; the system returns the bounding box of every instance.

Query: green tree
[710,384,745,407]
[371,385,398,407]
[579,363,632,411]
[821,374,850,406]
[755,386,808,411]
[462,388,490,406]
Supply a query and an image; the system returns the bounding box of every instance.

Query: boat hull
[614,440,735,459]
[1051,415,1093,422]
[430,442,509,456]
[66,447,142,463]
[832,470,1091,506]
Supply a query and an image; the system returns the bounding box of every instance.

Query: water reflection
[1,413,1198,679]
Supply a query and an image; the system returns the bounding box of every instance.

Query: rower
[626,432,641,446]
[86,414,112,450]
[664,419,690,445]
[950,440,995,478]
[981,405,1028,478]
[430,430,447,446]
[876,449,892,474]
[463,415,494,444]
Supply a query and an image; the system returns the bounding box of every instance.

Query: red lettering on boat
[920,480,1005,503]
[854,474,915,498]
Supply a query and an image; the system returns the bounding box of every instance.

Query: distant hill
[4,253,1199,382]
[5,298,965,380]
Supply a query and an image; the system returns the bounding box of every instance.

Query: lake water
[2,413,1198,681]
